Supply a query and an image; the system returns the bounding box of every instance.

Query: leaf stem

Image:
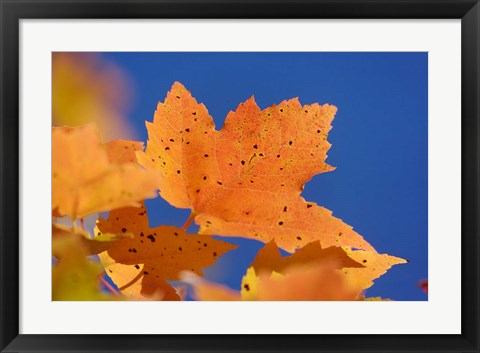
[181,212,196,231]
[99,275,120,296]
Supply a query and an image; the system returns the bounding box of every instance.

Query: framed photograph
[1,0,479,352]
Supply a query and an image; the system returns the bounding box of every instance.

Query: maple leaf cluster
[52,82,406,301]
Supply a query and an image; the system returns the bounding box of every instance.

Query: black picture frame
[1,1,479,352]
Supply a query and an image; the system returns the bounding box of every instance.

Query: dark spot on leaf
[165,147,170,151]
[169,138,175,142]
[307,204,313,208]
[296,236,302,240]
[185,128,190,132]
[244,284,250,291]
[147,235,155,242]
[241,160,246,165]
[179,247,183,251]
[278,221,284,226]
[143,271,149,275]
[121,228,127,233]
[217,181,223,185]
[204,154,209,158]
[283,206,287,212]
[134,265,140,269]
[253,144,258,149]
[289,141,293,145]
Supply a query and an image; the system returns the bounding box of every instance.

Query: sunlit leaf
[52,124,160,219]
[96,203,237,300]
[138,82,374,253]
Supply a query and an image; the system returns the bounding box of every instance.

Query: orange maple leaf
[137,82,374,252]
[52,125,160,219]
[250,240,363,274]
[245,241,406,295]
[96,203,237,300]
[254,264,361,301]
[186,264,361,301]
[186,241,405,301]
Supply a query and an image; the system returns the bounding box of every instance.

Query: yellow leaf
[52,234,113,301]
[97,251,144,299]
[339,248,408,291]
[53,223,123,256]
[240,267,260,300]
[52,53,134,140]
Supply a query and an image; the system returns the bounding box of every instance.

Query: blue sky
[101,52,428,300]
